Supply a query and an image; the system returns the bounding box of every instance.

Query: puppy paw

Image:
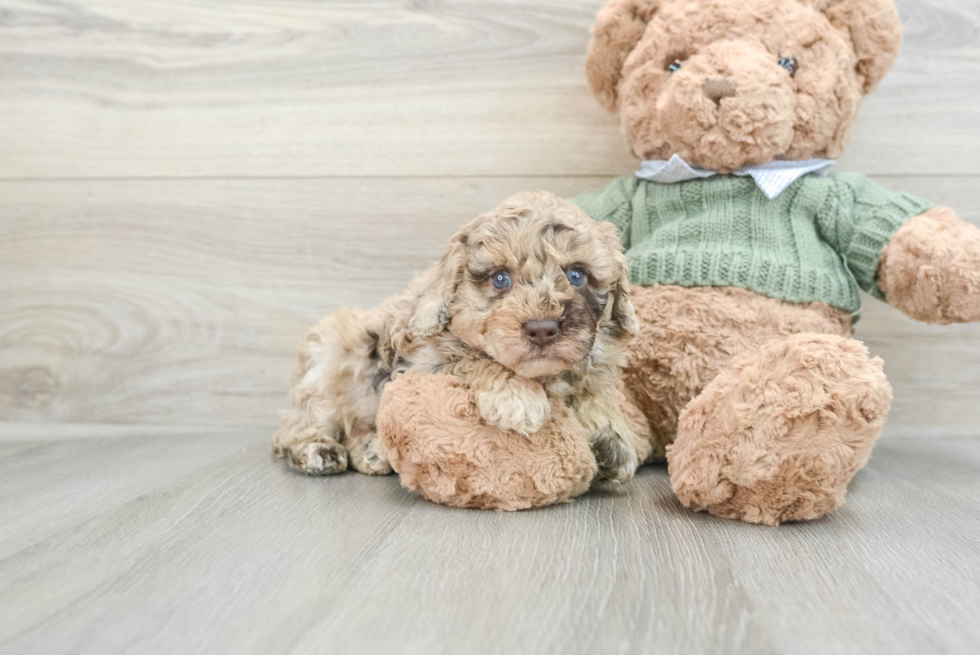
[590,425,639,484]
[286,439,348,475]
[476,381,551,435]
[348,433,393,476]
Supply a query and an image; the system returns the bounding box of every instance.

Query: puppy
[272,191,640,483]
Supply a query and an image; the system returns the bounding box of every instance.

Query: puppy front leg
[456,360,551,435]
[574,388,639,484]
[273,409,348,475]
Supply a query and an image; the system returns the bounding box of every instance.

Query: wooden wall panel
[0,0,977,179]
[1,176,978,435]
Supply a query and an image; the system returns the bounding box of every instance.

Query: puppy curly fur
[273,191,640,484]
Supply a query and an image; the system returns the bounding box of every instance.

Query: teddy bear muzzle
[624,39,797,171]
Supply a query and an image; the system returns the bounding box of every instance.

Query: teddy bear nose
[523,319,560,346]
[703,77,738,105]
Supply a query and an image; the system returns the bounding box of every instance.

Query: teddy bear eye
[778,56,797,76]
[667,59,683,73]
[491,271,512,290]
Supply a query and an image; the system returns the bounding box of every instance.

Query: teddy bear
[570,0,980,524]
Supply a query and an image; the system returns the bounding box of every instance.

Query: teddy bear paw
[879,207,980,324]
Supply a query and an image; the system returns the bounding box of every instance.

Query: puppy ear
[596,221,638,339]
[409,232,468,337]
[586,0,661,112]
[816,0,902,93]
[610,255,639,339]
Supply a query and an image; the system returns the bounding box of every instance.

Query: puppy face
[412,192,636,379]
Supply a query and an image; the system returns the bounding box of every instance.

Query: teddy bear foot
[666,333,893,526]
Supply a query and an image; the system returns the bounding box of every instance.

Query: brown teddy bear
[572,0,980,524]
[377,373,598,510]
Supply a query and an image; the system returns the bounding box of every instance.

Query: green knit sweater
[570,173,933,313]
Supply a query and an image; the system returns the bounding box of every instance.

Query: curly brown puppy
[272,191,640,483]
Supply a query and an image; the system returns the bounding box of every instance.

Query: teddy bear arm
[377,373,597,510]
[877,207,980,325]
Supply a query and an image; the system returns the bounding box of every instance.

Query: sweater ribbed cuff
[845,193,934,300]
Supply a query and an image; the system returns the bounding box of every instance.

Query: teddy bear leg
[667,333,892,526]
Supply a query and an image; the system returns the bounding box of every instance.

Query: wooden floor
[1,429,978,654]
[2,0,980,653]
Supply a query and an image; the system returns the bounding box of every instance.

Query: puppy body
[273,192,640,483]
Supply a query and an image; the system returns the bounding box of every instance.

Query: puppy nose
[703,77,737,105]
[523,319,560,346]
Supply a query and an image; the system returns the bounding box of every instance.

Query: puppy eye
[566,268,587,287]
[491,271,512,290]
[778,56,797,77]
[667,59,683,73]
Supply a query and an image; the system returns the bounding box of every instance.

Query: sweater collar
[636,154,835,200]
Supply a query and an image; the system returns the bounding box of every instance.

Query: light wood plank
[0,431,249,559]
[0,433,977,654]
[1,0,977,179]
[1,175,978,434]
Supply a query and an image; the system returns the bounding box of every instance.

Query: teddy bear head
[586,0,902,171]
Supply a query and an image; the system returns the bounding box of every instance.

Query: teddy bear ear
[814,0,903,93]
[586,0,662,112]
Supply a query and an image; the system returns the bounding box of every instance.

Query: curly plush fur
[668,333,891,525]
[588,0,901,169]
[585,0,980,524]
[377,374,597,510]
[273,191,640,491]
[622,285,856,459]
[879,208,980,324]
[619,285,895,525]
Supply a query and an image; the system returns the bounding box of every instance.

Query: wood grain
[0,430,248,559]
[0,431,977,655]
[2,2,978,653]
[1,176,978,434]
[1,0,978,179]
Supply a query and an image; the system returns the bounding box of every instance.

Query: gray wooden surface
[2,0,980,653]
[1,429,978,655]
[0,0,979,435]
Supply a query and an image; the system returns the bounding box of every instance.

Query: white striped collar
[636,154,835,199]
